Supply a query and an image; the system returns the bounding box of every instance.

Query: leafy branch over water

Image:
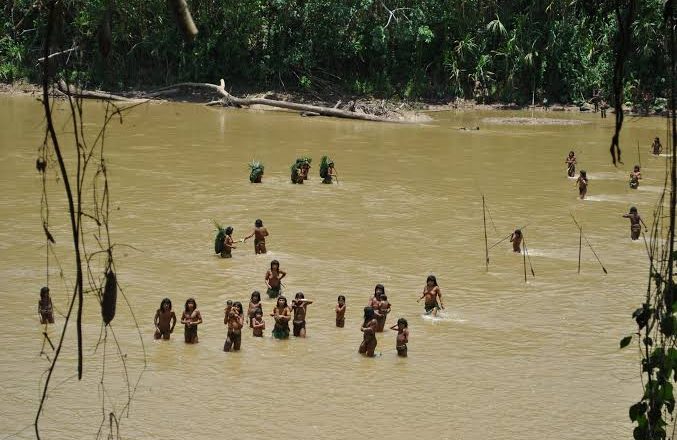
[618,2,677,439]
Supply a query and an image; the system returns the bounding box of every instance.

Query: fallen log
[56,80,147,102]
[159,79,406,123]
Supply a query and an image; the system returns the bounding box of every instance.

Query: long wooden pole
[577,226,582,274]
[482,195,489,271]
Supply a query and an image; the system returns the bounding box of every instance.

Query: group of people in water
[37,135,666,358]
[563,137,663,242]
[248,156,338,184]
[146,276,420,357]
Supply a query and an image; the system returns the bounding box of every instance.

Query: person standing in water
[38,286,54,324]
[243,219,269,254]
[221,226,236,258]
[368,284,385,310]
[651,137,663,156]
[629,165,642,189]
[265,260,286,299]
[247,291,263,327]
[623,207,648,240]
[375,294,390,332]
[291,292,313,337]
[565,151,577,178]
[358,307,378,357]
[154,298,177,340]
[417,275,444,316]
[252,308,265,337]
[510,229,523,253]
[335,295,346,328]
[575,170,588,199]
[223,301,244,352]
[271,296,291,339]
[181,298,202,344]
[390,318,409,357]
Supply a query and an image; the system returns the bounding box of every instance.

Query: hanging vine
[619,2,676,439]
[34,1,148,438]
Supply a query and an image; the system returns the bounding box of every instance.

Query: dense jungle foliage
[0,0,669,106]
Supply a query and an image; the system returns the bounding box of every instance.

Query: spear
[570,214,608,274]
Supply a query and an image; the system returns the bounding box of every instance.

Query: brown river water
[0,95,671,439]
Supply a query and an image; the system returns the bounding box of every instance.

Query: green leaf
[660,382,674,402]
[620,335,633,349]
[629,402,647,422]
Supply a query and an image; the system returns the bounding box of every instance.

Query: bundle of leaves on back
[248,160,264,183]
[213,219,227,254]
[618,3,676,439]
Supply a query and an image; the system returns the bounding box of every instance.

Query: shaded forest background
[0,0,670,108]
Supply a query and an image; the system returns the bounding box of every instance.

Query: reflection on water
[0,96,670,440]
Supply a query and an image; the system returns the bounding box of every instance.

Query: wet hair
[184,298,197,312]
[40,286,50,299]
[630,206,638,213]
[634,165,640,171]
[270,260,280,269]
[514,229,522,236]
[255,219,263,227]
[363,306,375,326]
[254,307,263,316]
[160,298,172,310]
[277,296,288,307]
[374,284,385,299]
[426,275,438,286]
[225,226,233,235]
[295,292,305,300]
[580,170,587,177]
[380,294,388,301]
[568,150,574,156]
[397,318,408,328]
[226,300,233,306]
[250,291,261,302]
[337,295,346,302]
[232,301,244,315]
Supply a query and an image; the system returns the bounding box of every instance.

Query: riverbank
[1,80,659,120]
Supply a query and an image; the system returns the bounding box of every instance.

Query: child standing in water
[417,275,444,316]
[243,219,269,254]
[623,207,648,240]
[271,296,291,339]
[291,292,313,337]
[651,137,663,156]
[390,318,409,357]
[38,286,54,324]
[252,308,265,337]
[510,229,523,253]
[629,165,642,189]
[335,295,346,328]
[181,298,202,344]
[565,151,577,177]
[247,291,263,327]
[265,260,287,299]
[223,301,244,352]
[375,294,390,332]
[358,307,378,357]
[576,170,588,199]
[154,298,177,340]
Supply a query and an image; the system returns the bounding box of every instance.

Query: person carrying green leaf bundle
[290,159,304,184]
[248,160,264,183]
[319,156,337,184]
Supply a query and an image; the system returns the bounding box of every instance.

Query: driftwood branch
[163,79,405,123]
[56,81,147,103]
